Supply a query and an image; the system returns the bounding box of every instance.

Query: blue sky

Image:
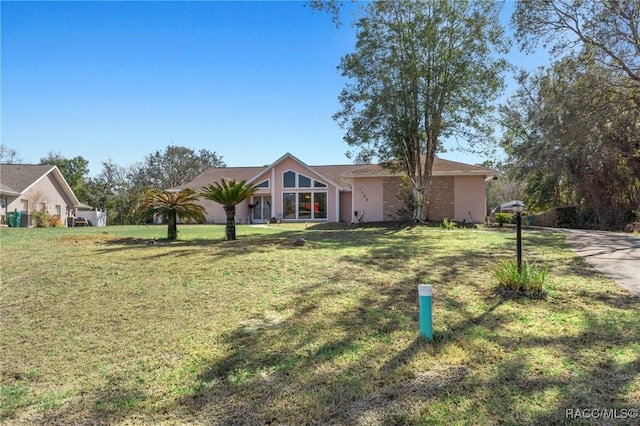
[2,1,547,176]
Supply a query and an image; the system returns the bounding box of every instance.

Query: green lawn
[1,224,638,425]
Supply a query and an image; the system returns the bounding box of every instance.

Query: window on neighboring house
[20,199,28,212]
[256,180,269,188]
[55,205,61,217]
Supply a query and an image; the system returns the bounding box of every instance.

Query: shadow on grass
[23,224,640,424]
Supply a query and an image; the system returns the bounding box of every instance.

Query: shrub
[493,260,547,293]
[30,210,50,228]
[441,218,457,230]
[495,213,513,225]
[48,214,63,227]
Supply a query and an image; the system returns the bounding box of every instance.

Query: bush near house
[29,210,64,228]
[494,212,513,225]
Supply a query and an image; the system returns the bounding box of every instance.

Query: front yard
[1,224,638,424]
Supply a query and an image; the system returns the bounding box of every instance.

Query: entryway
[252,196,272,224]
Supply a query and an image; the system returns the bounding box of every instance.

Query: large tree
[39,152,90,201]
[132,145,226,190]
[334,0,509,221]
[139,189,206,240]
[512,0,640,85]
[500,57,640,229]
[201,179,257,241]
[84,160,142,225]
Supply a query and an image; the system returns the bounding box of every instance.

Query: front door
[252,196,272,223]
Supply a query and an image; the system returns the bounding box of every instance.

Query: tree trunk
[167,213,177,240]
[224,206,236,241]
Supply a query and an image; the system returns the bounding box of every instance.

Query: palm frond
[139,188,206,223]
[200,179,258,208]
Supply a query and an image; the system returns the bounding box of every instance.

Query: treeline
[40,146,225,225]
[495,1,640,230]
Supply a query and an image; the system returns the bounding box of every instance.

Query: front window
[282,170,327,188]
[283,171,296,188]
[283,193,296,219]
[314,192,327,219]
[298,193,312,219]
[299,175,311,188]
[282,192,327,220]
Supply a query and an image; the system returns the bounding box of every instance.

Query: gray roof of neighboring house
[0,164,56,194]
[171,155,497,192]
[0,164,81,206]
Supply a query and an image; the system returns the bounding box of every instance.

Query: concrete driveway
[561,229,640,297]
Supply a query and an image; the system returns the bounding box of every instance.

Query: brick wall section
[426,176,454,220]
[382,176,407,220]
[382,175,455,221]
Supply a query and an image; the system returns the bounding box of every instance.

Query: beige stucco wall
[199,197,251,224]
[4,173,76,226]
[454,176,487,223]
[339,191,352,222]
[352,177,384,222]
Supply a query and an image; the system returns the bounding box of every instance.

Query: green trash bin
[7,211,22,227]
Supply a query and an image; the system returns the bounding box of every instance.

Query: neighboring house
[0,164,81,226]
[172,153,497,224]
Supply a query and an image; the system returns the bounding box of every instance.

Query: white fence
[75,210,107,227]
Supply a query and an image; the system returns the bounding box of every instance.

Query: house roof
[0,164,81,206]
[341,158,496,179]
[171,154,497,192]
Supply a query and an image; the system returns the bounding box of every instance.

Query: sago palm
[200,179,257,240]
[139,188,206,240]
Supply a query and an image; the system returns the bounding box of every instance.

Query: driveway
[560,229,640,297]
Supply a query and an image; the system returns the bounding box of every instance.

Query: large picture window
[282,192,327,220]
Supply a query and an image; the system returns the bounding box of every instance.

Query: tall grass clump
[493,260,548,293]
[440,218,457,230]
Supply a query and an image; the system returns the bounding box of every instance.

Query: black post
[516,212,522,274]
